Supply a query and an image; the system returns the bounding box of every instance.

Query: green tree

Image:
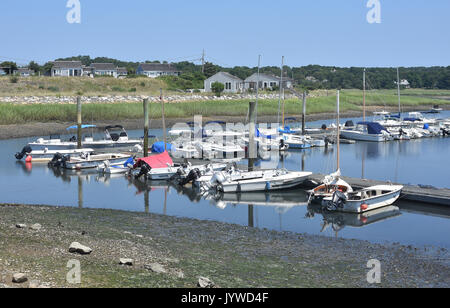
[28,61,40,73]
[211,81,224,96]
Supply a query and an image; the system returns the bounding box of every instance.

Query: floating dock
[305,174,450,207]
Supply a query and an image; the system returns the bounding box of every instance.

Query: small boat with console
[28,125,142,150]
[50,152,131,170]
[340,122,392,142]
[15,146,94,162]
[201,167,312,193]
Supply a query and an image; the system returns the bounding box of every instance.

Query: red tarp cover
[135,151,173,169]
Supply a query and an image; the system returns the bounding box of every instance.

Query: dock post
[302,91,306,135]
[143,98,149,157]
[160,88,167,152]
[248,101,257,171]
[77,96,82,149]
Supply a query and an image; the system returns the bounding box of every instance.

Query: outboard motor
[279,138,285,150]
[135,163,151,180]
[321,124,327,130]
[326,190,347,211]
[179,168,201,186]
[48,153,69,168]
[15,146,32,160]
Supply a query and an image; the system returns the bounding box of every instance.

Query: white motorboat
[340,122,392,142]
[15,146,94,162]
[282,134,312,149]
[202,168,312,193]
[195,139,245,160]
[54,153,131,170]
[98,157,135,174]
[322,185,403,213]
[28,125,142,151]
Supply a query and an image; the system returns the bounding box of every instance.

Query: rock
[145,263,167,274]
[197,277,215,288]
[119,258,133,266]
[69,242,92,255]
[12,273,28,284]
[30,223,42,231]
[29,280,40,288]
[175,270,185,279]
[16,224,27,229]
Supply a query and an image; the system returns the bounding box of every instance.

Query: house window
[225,82,231,90]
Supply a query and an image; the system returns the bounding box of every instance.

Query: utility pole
[76,96,82,149]
[255,55,261,123]
[143,98,149,157]
[277,56,284,126]
[161,88,167,152]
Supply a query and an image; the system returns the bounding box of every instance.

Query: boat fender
[360,204,369,212]
[25,155,32,163]
[265,181,271,191]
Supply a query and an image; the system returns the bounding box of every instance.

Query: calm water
[1,111,449,248]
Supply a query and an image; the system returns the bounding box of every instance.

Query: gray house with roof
[204,72,244,94]
[136,63,181,78]
[51,61,83,77]
[244,73,293,91]
[91,63,118,77]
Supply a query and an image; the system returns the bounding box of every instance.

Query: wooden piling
[76,96,82,149]
[248,101,257,170]
[302,91,306,135]
[143,98,149,157]
[160,88,167,152]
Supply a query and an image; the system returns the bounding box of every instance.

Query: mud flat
[0,204,448,288]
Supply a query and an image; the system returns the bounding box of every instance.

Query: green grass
[0,89,448,125]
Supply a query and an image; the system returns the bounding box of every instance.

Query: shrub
[140,82,146,87]
[129,87,137,92]
[47,86,59,92]
[211,82,224,96]
[9,76,18,83]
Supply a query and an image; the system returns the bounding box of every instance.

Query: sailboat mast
[277,56,284,126]
[337,90,340,171]
[363,68,366,121]
[255,55,261,124]
[397,67,401,116]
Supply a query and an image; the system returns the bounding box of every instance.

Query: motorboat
[340,122,392,142]
[28,125,142,150]
[322,185,403,213]
[50,152,131,170]
[201,168,312,193]
[98,157,135,174]
[15,146,95,162]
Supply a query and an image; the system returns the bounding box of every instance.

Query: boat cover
[135,151,173,169]
[66,124,97,130]
[278,126,295,134]
[151,141,173,153]
[357,122,388,134]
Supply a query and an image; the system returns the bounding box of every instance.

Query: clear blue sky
[1,0,449,68]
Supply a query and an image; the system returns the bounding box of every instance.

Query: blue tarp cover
[151,141,173,153]
[66,124,97,130]
[357,122,388,135]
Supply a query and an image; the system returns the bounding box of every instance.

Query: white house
[395,79,411,89]
[136,63,181,78]
[91,63,118,77]
[51,61,83,77]
[15,68,34,77]
[204,72,244,94]
[244,73,293,91]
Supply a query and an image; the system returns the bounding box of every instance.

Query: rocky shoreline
[0,203,448,288]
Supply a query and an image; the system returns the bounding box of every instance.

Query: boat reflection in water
[306,203,401,235]
[206,189,309,213]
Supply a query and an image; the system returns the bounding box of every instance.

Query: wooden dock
[306,174,450,207]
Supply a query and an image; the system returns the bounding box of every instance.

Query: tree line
[1,56,449,90]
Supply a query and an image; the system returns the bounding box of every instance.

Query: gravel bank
[0,204,448,288]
